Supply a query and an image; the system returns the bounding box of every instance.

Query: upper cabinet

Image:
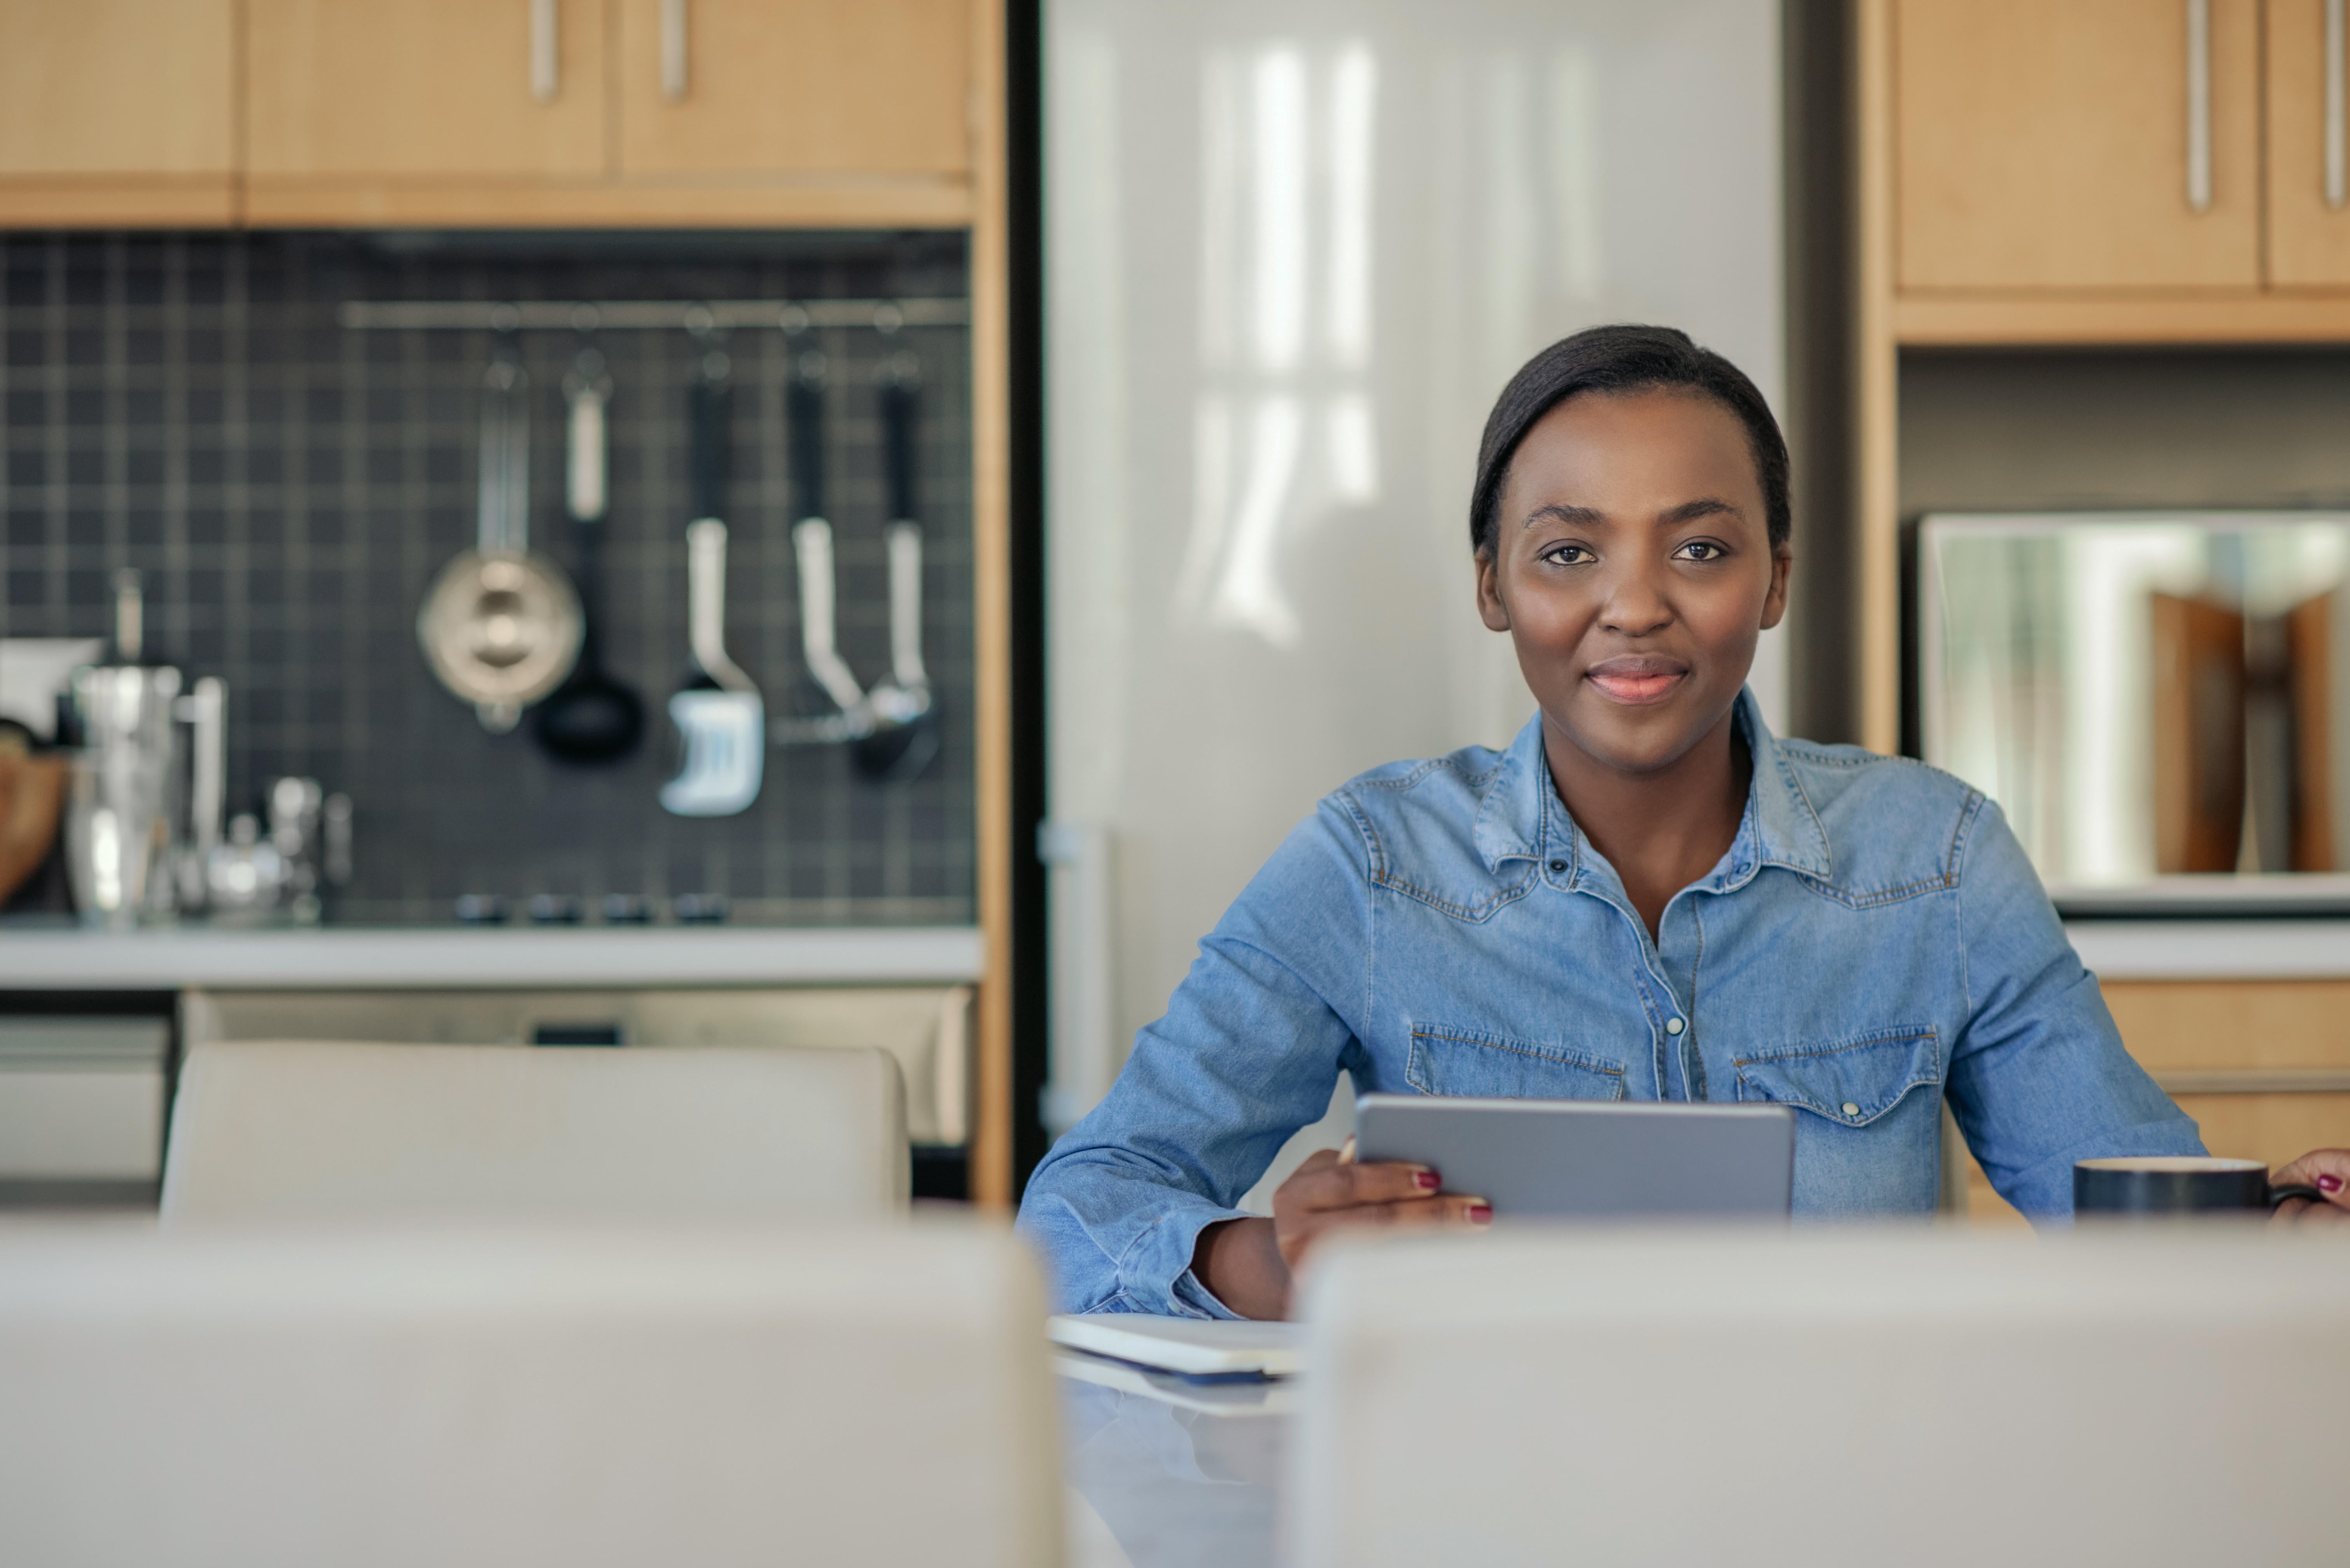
[0,0,239,225]
[0,0,983,229]
[246,0,609,184]
[2266,0,2350,285]
[616,0,972,179]
[1896,0,2262,291]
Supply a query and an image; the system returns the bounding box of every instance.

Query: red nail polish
[1467,1203,1493,1224]
[2320,1174,2342,1193]
[1413,1170,1440,1191]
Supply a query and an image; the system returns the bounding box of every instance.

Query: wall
[1,230,974,926]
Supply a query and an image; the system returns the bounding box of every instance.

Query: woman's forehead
[1506,389,1762,511]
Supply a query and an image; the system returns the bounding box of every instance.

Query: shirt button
[1665,1017,1685,1035]
[1842,1102,1862,1118]
[1548,859,1567,873]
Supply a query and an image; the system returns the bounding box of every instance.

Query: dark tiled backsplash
[1,231,974,926]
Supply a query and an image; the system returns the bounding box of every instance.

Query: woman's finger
[1321,1194,1494,1230]
[1281,1156,1437,1212]
[1391,1193,1493,1228]
[2271,1149,2350,1209]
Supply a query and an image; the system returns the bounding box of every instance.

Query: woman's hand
[2270,1149,2350,1225]
[1192,1137,1491,1319]
[1271,1138,1493,1273]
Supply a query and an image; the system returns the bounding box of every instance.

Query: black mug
[2074,1156,2324,1217]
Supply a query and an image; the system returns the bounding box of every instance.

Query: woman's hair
[1468,324,1790,558]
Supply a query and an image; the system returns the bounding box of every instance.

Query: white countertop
[0,919,2334,993]
[0,924,986,991]
[2063,921,2350,981]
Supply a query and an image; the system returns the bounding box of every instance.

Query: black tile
[2,229,974,926]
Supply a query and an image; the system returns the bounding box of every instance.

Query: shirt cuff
[1122,1202,1252,1319]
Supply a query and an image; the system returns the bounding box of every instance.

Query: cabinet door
[0,0,236,224]
[2266,0,2350,284]
[616,0,971,179]
[246,0,607,180]
[1896,0,2260,290]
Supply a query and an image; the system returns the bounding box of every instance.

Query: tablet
[1353,1094,1797,1220]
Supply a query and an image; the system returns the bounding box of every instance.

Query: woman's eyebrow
[1659,497,1740,524]
[1521,503,1605,529]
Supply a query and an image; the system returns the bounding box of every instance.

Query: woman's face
[1475,388,1791,776]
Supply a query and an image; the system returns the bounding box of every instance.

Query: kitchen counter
[0,925,986,991]
[2064,921,2350,981]
[0,919,2333,994]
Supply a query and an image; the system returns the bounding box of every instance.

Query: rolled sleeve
[1016,803,1371,1316]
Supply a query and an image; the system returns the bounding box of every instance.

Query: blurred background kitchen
[1,0,2346,1225]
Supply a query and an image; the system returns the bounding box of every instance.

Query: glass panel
[1920,513,2350,890]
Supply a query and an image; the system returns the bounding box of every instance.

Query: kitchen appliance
[1039,0,1787,1142]
[660,349,765,818]
[0,1012,171,1197]
[1918,511,2350,912]
[534,347,645,764]
[65,573,180,929]
[202,775,353,924]
[416,348,583,732]
[0,638,104,745]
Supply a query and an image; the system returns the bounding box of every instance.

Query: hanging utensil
[417,347,582,732]
[786,350,868,718]
[534,347,645,764]
[659,347,764,817]
[768,344,937,782]
[852,353,938,780]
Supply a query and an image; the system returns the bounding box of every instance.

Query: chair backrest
[1292,1228,2350,1568]
[0,1222,1062,1568]
[162,1040,907,1220]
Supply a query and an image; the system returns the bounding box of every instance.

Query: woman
[1018,325,2350,1321]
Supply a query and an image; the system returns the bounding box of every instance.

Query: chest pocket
[1732,1026,1941,1126]
[1406,1024,1627,1101]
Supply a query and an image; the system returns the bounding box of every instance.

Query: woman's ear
[1758,543,1793,632]
[1475,549,1512,632]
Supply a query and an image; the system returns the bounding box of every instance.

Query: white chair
[161,1040,907,1220]
[1292,1228,2350,1568]
[0,1222,1062,1568]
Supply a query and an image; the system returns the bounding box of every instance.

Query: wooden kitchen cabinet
[243,0,611,223]
[1964,978,2350,1222]
[0,0,238,225]
[1895,0,2262,291]
[2266,0,2350,285]
[613,0,972,218]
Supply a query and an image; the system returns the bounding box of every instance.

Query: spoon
[534,349,645,765]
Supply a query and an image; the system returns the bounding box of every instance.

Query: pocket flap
[1407,1024,1627,1101]
[1733,1026,1940,1126]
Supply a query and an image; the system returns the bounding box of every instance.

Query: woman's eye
[1674,540,1726,562]
[1542,544,1593,566]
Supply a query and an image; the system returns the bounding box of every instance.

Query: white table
[1060,1376,1287,1568]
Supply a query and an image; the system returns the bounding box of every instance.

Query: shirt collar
[1474,688,1833,883]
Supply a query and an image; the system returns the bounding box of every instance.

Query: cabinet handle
[531,0,558,101]
[662,0,689,100]
[2186,0,2212,211]
[2329,0,2347,208]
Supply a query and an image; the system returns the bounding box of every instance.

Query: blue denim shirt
[1018,691,2204,1317]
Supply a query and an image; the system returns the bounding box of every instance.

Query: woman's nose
[1597,567,1673,637]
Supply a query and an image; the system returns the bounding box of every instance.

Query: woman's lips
[1584,657,1690,705]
